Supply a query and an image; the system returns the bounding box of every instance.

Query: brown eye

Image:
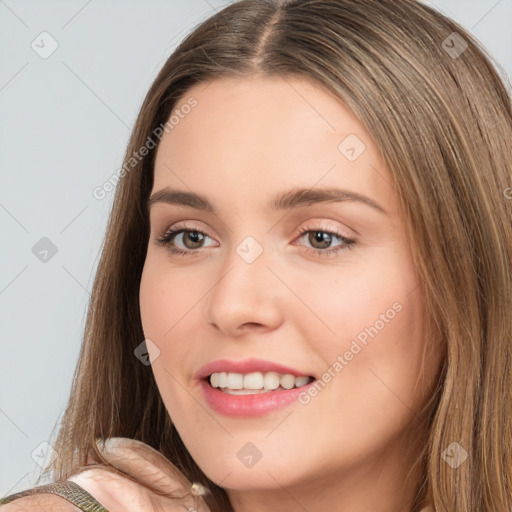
[294,226,357,257]
[155,224,216,256]
[176,230,205,249]
[307,231,334,249]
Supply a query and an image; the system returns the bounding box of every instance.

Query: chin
[208,468,295,491]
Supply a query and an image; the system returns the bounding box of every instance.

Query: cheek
[288,249,419,351]
[139,263,202,421]
[139,263,192,378]
[139,260,197,339]
[289,248,429,410]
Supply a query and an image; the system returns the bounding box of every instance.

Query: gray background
[1,0,511,496]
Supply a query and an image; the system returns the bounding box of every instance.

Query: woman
[2,0,511,510]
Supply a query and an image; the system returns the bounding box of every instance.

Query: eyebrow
[148,187,388,215]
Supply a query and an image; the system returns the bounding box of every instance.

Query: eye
[154,223,357,258]
[155,223,217,257]
[292,225,356,257]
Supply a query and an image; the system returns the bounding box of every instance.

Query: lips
[194,357,317,417]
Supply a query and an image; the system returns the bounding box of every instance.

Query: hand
[68,438,211,512]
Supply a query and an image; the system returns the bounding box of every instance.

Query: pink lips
[195,358,316,418]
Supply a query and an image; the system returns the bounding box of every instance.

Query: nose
[206,239,284,337]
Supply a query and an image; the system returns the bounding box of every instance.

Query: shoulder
[0,493,82,511]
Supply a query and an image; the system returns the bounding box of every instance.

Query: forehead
[152,75,395,214]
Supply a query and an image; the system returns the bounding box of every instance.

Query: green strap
[0,480,109,512]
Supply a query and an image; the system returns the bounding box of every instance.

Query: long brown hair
[41,1,512,510]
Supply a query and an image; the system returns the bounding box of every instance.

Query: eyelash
[154,223,357,258]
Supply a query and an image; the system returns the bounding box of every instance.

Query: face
[139,75,441,508]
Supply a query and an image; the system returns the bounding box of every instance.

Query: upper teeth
[209,372,311,390]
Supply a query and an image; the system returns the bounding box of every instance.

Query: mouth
[205,371,316,395]
[195,358,318,416]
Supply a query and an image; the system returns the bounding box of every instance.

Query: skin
[139,75,442,512]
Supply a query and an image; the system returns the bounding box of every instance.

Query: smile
[208,371,314,394]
